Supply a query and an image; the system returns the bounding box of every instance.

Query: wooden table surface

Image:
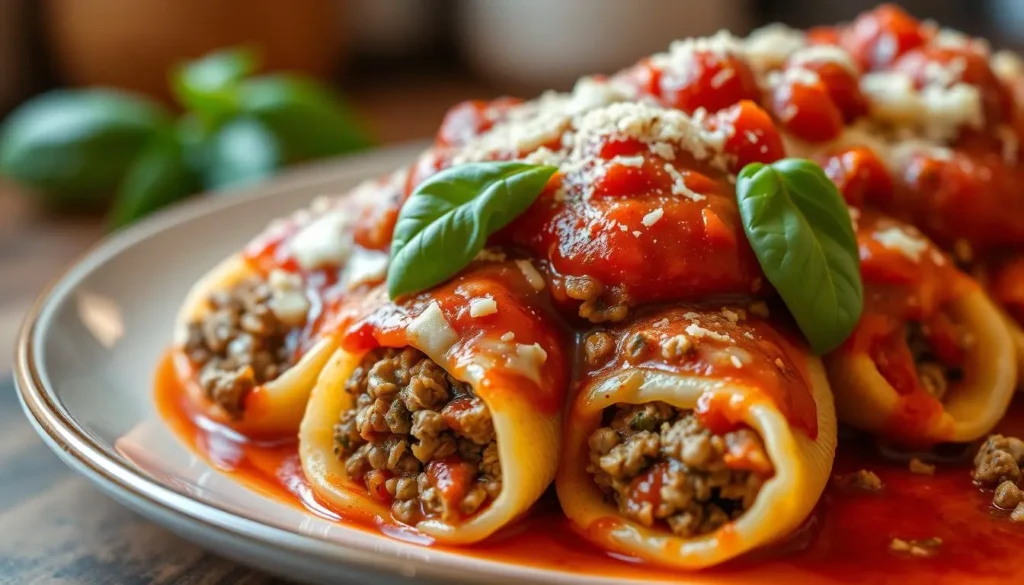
[0,76,493,584]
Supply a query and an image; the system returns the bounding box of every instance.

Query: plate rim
[11,145,635,585]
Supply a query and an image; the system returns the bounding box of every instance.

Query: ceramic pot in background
[0,0,33,113]
[345,0,439,58]
[42,0,345,103]
[458,0,751,92]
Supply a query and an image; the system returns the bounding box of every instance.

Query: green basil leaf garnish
[736,158,863,354]
[387,162,557,299]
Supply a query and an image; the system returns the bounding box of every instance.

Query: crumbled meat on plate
[834,470,885,493]
[1012,503,1024,523]
[184,277,299,417]
[994,480,1023,509]
[908,458,935,475]
[586,402,772,538]
[973,435,1024,486]
[974,434,1024,520]
[335,347,500,525]
[890,537,942,558]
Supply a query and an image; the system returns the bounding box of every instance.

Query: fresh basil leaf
[175,113,215,179]
[236,75,372,161]
[172,47,258,122]
[737,158,863,354]
[108,131,197,230]
[0,89,170,206]
[204,117,281,190]
[387,162,557,298]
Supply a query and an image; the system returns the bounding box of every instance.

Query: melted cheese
[469,297,498,318]
[408,301,458,358]
[872,226,929,262]
[287,210,354,270]
[344,249,389,290]
[266,269,309,326]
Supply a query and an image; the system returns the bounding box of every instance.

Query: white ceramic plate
[14,145,655,585]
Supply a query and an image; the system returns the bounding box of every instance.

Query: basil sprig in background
[387,162,557,299]
[0,47,371,229]
[737,158,863,354]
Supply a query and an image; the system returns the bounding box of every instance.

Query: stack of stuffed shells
[167,2,1024,572]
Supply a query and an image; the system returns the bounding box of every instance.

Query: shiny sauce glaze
[331,261,569,415]
[155,355,1024,584]
[579,307,818,438]
[839,209,972,441]
[502,101,782,311]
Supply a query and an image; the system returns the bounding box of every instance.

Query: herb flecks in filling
[587,402,772,538]
[335,347,500,525]
[184,276,300,417]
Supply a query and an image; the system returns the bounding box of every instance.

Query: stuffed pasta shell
[557,306,836,569]
[299,259,569,544]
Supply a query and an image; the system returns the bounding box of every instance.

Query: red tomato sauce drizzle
[155,353,1024,584]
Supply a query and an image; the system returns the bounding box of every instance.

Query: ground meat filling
[564,275,630,324]
[183,277,297,417]
[587,402,772,538]
[907,322,964,401]
[334,347,501,525]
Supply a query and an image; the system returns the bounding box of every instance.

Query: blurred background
[1,0,1023,357]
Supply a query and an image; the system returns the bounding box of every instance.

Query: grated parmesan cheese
[663,163,706,201]
[474,248,508,263]
[515,259,546,291]
[685,322,733,343]
[721,308,743,323]
[611,155,646,168]
[641,208,664,227]
[710,68,735,88]
[469,297,498,318]
[860,71,984,142]
[788,44,858,74]
[769,67,822,88]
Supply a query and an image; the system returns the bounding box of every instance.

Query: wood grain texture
[0,378,294,585]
